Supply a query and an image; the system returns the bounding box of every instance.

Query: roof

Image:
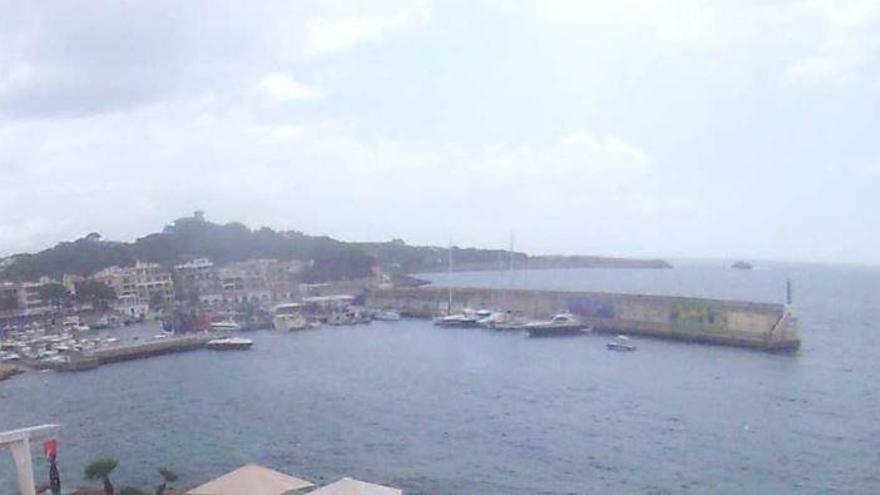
[187,464,314,495]
[309,478,402,495]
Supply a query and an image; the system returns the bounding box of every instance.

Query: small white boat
[478,311,528,330]
[209,319,241,331]
[434,309,482,328]
[372,310,401,321]
[607,335,637,351]
[206,337,253,350]
[274,313,313,331]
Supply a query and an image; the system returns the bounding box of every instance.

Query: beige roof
[188,464,315,495]
[310,477,402,495]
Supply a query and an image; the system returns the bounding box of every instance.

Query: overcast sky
[0,0,878,264]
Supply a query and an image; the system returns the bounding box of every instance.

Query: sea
[1,260,878,494]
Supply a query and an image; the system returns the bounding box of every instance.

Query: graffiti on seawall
[670,302,727,329]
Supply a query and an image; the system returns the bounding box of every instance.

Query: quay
[0,363,23,381]
[367,287,801,351]
[43,334,213,372]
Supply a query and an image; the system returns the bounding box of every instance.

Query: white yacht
[206,337,253,350]
[372,310,402,321]
[526,313,590,337]
[209,319,241,331]
[273,303,315,331]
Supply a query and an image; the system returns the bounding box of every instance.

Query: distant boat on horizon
[731,261,753,270]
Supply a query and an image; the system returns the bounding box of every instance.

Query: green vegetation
[120,488,146,495]
[2,214,375,283]
[0,212,673,284]
[155,467,179,495]
[75,280,117,310]
[84,457,118,495]
[37,282,70,308]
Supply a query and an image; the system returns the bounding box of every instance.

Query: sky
[0,0,878,264]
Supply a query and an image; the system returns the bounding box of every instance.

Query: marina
[0,263,874,494]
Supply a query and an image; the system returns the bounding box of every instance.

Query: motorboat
[526,313,590,337]
[607,335,637,351]
[206,337,253,350]
[478,311,528,330]
[62,316,90,333]
[372,310,402,321]
[273,303,318,331]
[209,319,241,331]
[434,309,483,328]
[274,312,315,331]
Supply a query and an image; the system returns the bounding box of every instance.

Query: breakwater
[48,334,212,371]
[367,287,800,350]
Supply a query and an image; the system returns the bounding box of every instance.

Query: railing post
[9,437,36,495]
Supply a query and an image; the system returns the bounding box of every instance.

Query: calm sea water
[2,261,879,494]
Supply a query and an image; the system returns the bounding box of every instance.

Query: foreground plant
[156,466,179,495]
[84,457,118,495]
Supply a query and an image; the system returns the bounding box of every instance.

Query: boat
[62,316,90,333]
[372,310,402,321]
[274,312,315,331]
[731,260,753,270]
[526,313,590,337]
[209,319,241,331]
[606,335,637,351]
[206,337,253,350]
[478,311,528,330]
[434,310,481,328]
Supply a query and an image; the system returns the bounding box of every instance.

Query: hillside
[0,213,673,282]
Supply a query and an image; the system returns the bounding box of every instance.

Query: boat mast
[447,240,453,314]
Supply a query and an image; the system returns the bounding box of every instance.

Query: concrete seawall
[367,287,800,351]
[47,335,212,371]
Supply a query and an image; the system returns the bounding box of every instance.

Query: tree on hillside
[75,280,117,310]
[0,294,18,311]
[84,457,118,495]
[37,282,69,308]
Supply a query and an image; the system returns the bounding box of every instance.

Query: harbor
[367,287,800,351]
[0,262,873,494]
[0,279,801,377]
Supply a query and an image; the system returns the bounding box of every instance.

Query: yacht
[209,319,241,331]
[526,313,590,337]
[372,310,402,321]
[478,311,528,330]
[206,337,253,350]
[607,335,637,351]
[273,303,315,331]
[434,308,484,328]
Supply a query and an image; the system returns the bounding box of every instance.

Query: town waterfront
[1,261,878,494]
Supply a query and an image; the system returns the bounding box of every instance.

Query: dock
[0,363,23,381]
[367,287,800,351]
[42,334,213,372]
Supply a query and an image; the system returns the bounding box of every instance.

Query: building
[187,464,314,495]
[93,261,174,316]
[174,258,306,307]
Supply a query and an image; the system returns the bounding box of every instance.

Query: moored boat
[206,337,253,350]
[209,319,241,331]
[606,335,636,351]
[273,303,317,331]
[372,310,402,321]
[434,308,485,328]
[526,313,590,337]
